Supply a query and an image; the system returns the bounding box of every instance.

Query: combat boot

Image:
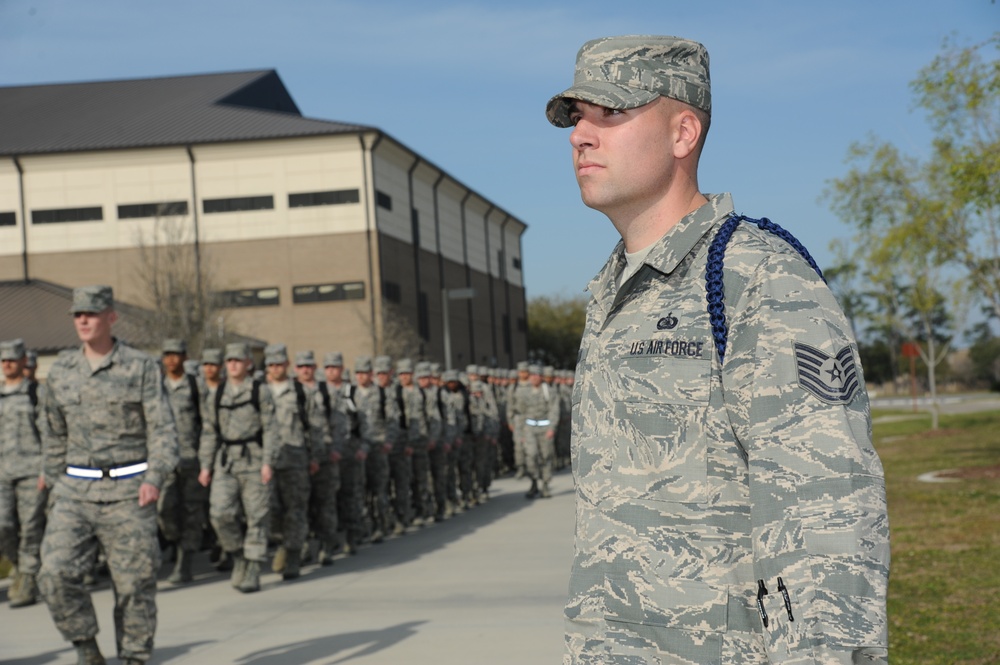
[300,539,314,564]
[230,552,247,589]
[282,549,301,580]
[392,521,405,537]
[238,560,261,593]
[271,546,287,574]
[167,550,193,584]
[72,638,106,665]
[9,572,38,608]
[540,482,552,499]
[525,480,539,499]
[318,541,336,566]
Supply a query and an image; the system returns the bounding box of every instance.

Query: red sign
[901,342,921,358]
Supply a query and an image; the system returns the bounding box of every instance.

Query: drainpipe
[407,155,422,338]
[13,157,28,282]
[361,132,384,355]
[499,215,511,366]
[431,171,445,356]
[185,147,203,305]
[481,205,495,365]
[458,191,474,366]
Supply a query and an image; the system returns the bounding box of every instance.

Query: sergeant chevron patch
[794,342,860,405]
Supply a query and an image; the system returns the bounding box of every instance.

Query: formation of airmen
[0,333,577,605]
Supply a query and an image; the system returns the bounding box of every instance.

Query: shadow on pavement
[220,620,427,665]
[0,646,72,665]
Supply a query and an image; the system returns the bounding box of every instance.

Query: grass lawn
[875,409,1000,664]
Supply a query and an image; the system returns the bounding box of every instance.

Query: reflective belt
[525,419,551,427]
[66,461,149,480]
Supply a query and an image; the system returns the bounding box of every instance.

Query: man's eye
[603,108,624,117]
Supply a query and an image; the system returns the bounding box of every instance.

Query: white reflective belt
[66,461,149,480]
[525,419,551,427]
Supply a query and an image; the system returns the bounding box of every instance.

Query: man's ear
[673,109,703,160]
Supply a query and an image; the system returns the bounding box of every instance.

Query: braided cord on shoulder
[706,214,826,364]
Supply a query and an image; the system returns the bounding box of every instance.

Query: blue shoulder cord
[705,214,826,364]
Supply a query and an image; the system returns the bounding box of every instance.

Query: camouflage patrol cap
[0,338,26,361]
[543,365,555,377]
[295,350,316,366]
[374,355,392,373]
[516,361,529,372]
[465,364,478,375]
[323,351,344,367]
[355,355,373,373]
[478,365,489,377]
[397,358,414,374]
[264,343,288,365]
[162,338,187,355]
[546,35,711,128]
[69,285,114,314]
[415,361,431,378]
[202,348,223,365]
[24,350,37,368]
[224,342,250,361]
[430,362,442,377]
[528,364,543,375]
[442,370,460,383]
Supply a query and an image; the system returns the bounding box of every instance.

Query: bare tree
[380,300,425,361]
[132,210,232,355]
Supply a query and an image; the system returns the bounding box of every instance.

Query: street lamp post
[442,287,475,370]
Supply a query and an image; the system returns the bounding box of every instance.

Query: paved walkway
[0,472,574,664]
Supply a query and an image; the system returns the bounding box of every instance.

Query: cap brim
[546,81,660,128]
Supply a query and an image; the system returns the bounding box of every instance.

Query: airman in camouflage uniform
[509,364,560,499]
[506,361,530,478]
[38,286,179,665]
[394,359,429,528]
[412,362,441,524]
[156,338,206,585]
[265,344,324,580]
[555,370,574,471]
[0,338,48,608]
[322,352,363,555]
[297,350,341,566]
[547,35,889,664]
[198,342,277,594]
[439,370,469,513]
[426,364,450,521]
[352,355,398,542]
[468,365,500,502]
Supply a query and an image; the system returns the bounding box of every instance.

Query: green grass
[877,411,1000,664]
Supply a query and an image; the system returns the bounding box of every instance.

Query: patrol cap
[516,361,529,372]
[224,342,250,361]
[264,344,288,365]
[397,358,414,374]
[202,348,223,365]
[295,350,316,366]
[543,365,555,378]
[162,338,187,355]
[430,362,442,377]
[465,364,479,375]
[374,355,392,373]
[24,350,37,368]
[355,355,373,373]
[415,361,431,378]
[528,364,543,375]
[69,285,114,314]
[0,338,26,361]
[546,35,711,128]
[183,359,200,375]
[442,369,460,383]
[323,351,344,368]
[478,365,489,377]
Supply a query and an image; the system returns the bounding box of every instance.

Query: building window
[118,201,189,219]
[418,291,430,340]
[383,281,401,303]
[517,317,526,333]
[31,207,103,224]
[292,282,365,303]
[0,212,15,227]
[375,190,392,211]
[214,287,280,308]
[203,195,274,214]
[411,208,420,246]
[512,257,521,270]
[288,189,360,208]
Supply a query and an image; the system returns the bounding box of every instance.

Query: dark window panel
[203,195,274,214]
[292,282,366,304]
[375,190,392,211]
[118,201,189,219]
[0,212,15,227]
[383,281,401,303]
[31,207,103,224]
[213,287,280,308]
[288,189,360,208]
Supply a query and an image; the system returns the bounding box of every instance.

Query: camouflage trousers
[513,420,526,471]
[456,438,475,502]
[427,444,449,518]
[38,496,159,662]
[156,463,207,553]
[445,441,461,506]
[523,425,554,484]
[337,456,366,547]
[209,447,271,562]
[409,444,431,520]
[307,461,340,549]
[271,462,310,552]
[388,450,412,527]
[473,435,494,494]
[364,447,392,535]
[0,475,48,574]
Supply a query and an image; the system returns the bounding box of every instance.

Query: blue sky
[1,1,996,299]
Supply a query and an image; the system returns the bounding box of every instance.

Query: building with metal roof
[0,70,528,368]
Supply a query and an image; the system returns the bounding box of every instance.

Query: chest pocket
[608,354,712,504]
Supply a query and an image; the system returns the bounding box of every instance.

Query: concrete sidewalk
[0,472,574,664]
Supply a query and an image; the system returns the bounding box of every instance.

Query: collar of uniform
[585,239,627,315]
[74,337,123,375]
[642,193,734,277]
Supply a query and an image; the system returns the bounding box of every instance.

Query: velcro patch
[794,343,860,405]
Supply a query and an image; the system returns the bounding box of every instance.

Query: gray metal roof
[0,280,264,354]
[0,70,373,156]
